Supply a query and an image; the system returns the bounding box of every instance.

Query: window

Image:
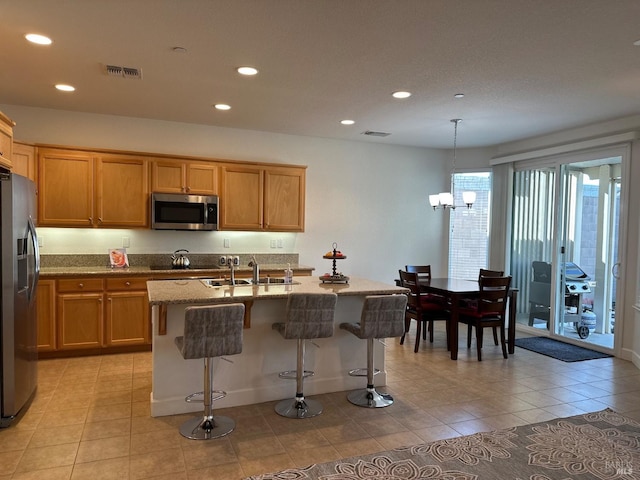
[448,172,492,279]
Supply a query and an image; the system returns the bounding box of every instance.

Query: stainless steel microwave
[151,193,218,231]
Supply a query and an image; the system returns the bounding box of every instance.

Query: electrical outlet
[38,236,44,248]
[224,238,230,248]
[122,236,130,248]
[233,255,240,266]
[219,255,227,266]
[277,238,283,248]
[270,239,276,248]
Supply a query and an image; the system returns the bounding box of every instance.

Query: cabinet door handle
[88,217,93,223]
[98,217,103,223]
[78,283,84,288]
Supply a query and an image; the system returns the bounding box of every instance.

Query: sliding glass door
[509,147,626,353]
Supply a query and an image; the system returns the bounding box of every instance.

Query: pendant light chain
[451,118,460,199]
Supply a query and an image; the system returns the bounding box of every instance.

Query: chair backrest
[398,270,421,310]
[532,261,552,283]
[477,276,512,316]
[359,294,407,338]
[179,303,245,359]
[479,268,503,280]
[283,293,338,339]
[405,265,432,283]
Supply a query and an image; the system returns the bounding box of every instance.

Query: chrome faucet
[228,257,236,286]
[249,255,259,284]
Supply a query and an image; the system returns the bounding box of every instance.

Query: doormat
[514,336,612,362]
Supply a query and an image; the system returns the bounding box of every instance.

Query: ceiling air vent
[104,64,143,79]
[362,130,391,137]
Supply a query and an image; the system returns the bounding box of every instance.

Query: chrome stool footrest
[278,370,314,380]
[347,387,394,408]
[348,367,380,377]
[185,390,227,403]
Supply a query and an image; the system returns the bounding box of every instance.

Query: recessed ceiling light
[55,84,75,92]
[392,91,411,99]
[214,104,231,110]
[340,119,355,125]
[634,39,640,46]
[25,33,52,45]
[237,66,258,76]
[454,93,465,98]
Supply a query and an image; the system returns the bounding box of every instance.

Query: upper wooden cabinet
[0,111,15,170]
[96,154,149,227]
[12,142,37,182]
[151,159,218,195]
[38,148,149,228]
[220,164,305,231]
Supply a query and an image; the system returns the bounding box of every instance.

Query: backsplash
[40,253,301,269]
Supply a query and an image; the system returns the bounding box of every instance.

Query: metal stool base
[179,414,235,440]
[275,397,322,418]
[347,388,394,408]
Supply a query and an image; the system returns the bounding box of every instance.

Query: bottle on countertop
[284,263,293,284]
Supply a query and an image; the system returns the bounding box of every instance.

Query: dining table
[421,278,518,360]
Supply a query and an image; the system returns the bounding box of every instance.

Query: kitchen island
[147,276,408,417]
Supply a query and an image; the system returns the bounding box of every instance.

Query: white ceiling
[2,0,640,148]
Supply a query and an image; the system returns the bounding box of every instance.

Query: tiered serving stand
[320,242,349,284]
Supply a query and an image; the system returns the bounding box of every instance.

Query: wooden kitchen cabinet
[39,276,151,356]
[96,154,149,227]
[38,148,95,227]
[0,111,15,170]
[38,148,149,228]
[36,280,56,352]
[105,277,150,347]
[151,159,218,195]
[57,278,104,350]
[220,164,305,231]
[264,166,306,231]
[12,142,37,182]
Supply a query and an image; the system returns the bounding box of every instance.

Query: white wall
[2,105,453,282]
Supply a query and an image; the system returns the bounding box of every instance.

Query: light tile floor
[1,325,640,479]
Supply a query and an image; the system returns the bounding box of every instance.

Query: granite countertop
[147,275,409,305]
[40,264,315,277]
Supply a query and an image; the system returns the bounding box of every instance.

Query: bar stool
[272,293,338,419]
[339,294,407,408]
[174,303,245,440]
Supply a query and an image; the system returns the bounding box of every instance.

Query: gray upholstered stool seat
[339,295,407,408]
[175,303,244,440]
[272,293,338,419]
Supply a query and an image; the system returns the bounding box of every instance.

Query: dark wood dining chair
[398,270,449,352]
[478,269,504,345]
[405,265,448,342]
[457,275,511,361]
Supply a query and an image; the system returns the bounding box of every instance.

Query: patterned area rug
[244,409,640,480]
[514,337,613,362]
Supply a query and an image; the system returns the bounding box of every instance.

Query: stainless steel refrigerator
[0,172,39,427]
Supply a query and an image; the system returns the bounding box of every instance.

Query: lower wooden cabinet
[38,276,150,355]
[105,277,149,347]
[36,279,56,351]
[58,291,104,349]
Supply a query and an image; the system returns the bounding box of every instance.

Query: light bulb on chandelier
[429,119,476,210]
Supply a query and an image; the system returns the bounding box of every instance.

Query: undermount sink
[200,277,299,287]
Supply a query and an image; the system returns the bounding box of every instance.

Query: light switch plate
[224,238,230,248]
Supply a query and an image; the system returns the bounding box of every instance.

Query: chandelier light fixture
[429,119,476,210]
